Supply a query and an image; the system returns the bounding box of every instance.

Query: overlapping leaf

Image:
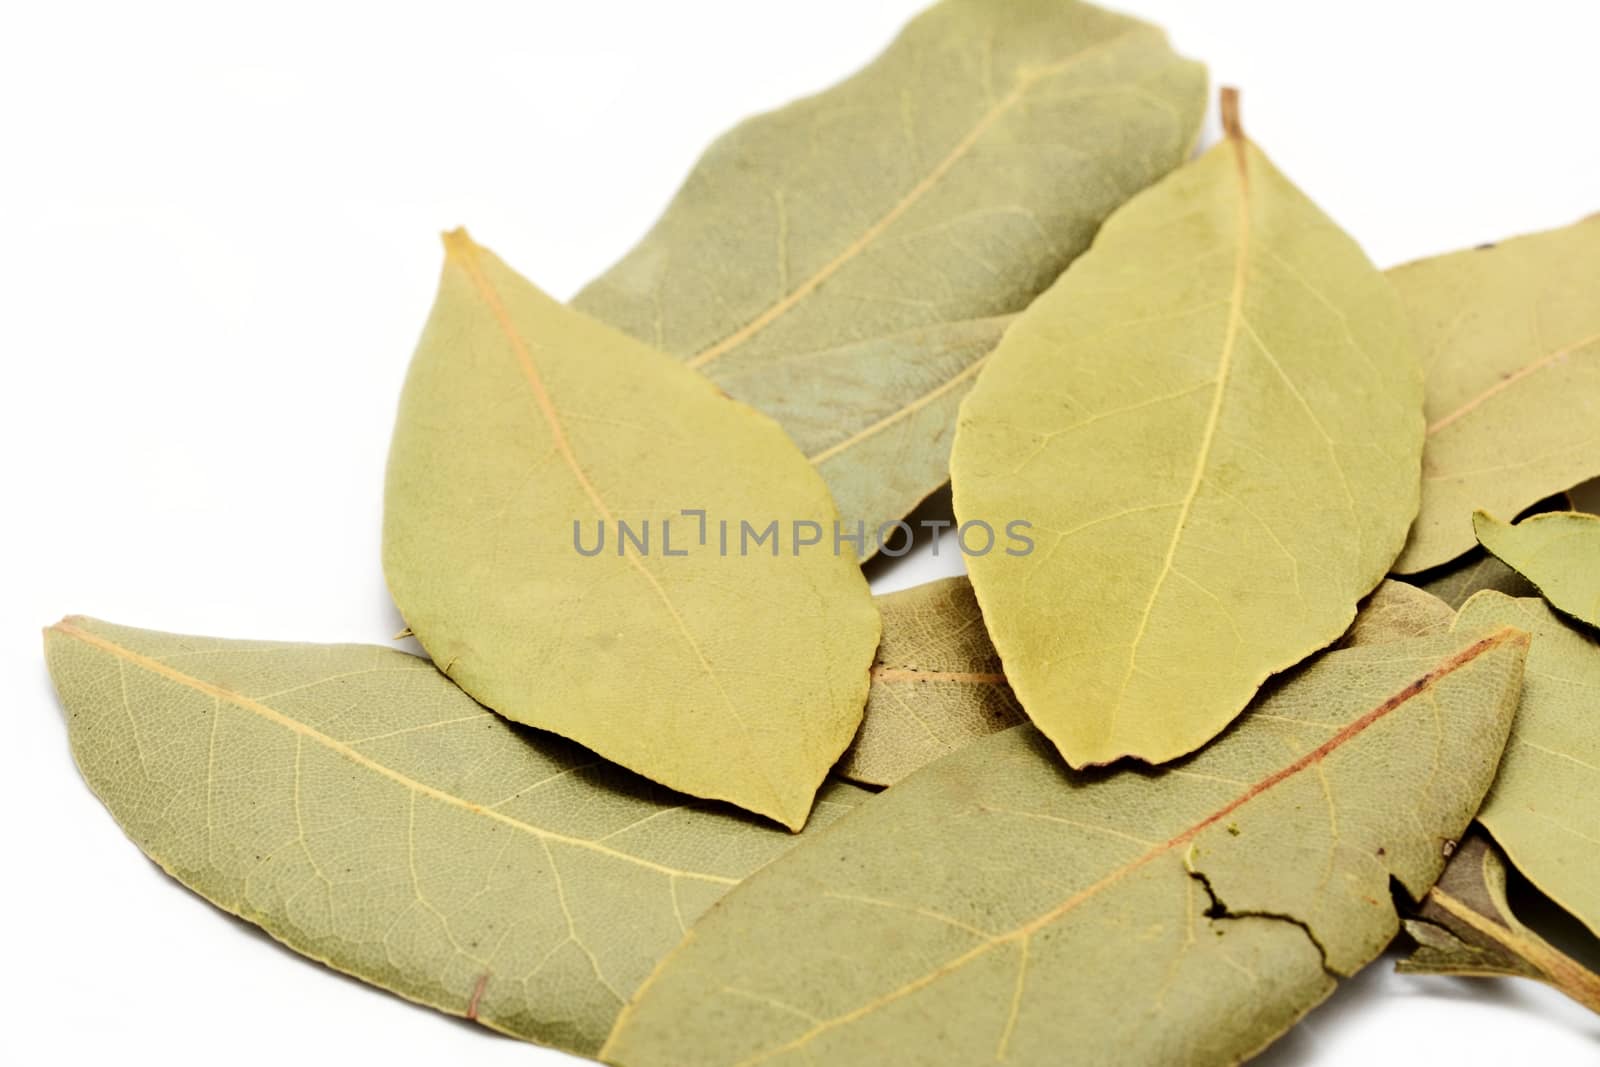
[835,576,1022,788]
[951,93,1424,767]
[1409,492,1570,608]
[574,0,1207,548]
[1474,510,1600,629]
[384,232,879,830]
[1390,213,1600,573]
[1415,550,1539,611]
[603,627,1527,1066]
[43,618,867,1055]
[840,578,1443,788]
[1400,832,1600,1013]
[1336,579,1454,647]
[1456,593,1600,937]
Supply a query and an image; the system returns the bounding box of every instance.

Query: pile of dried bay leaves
[43,2,1600,1063]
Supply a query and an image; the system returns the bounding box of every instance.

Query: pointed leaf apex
[441,227,477,259]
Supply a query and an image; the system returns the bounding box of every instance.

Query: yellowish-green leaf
[1414,550,1539,611]
[1390,213,1600,573]
[384,232,879,831]
[1408,492,1572,608]
[1456,592,1600,937]
[1399,831,1600,1014]
[574,0,1206,548]
[839,578,1442,789]
[950,93,1423,768]
[1336,579,1454,648]
[43,618,867,1055]
[835,576,1022,787]
[1475,510,1600,629]
[602,627,1527,1066]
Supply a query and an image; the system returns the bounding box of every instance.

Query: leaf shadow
[860,484,966,590]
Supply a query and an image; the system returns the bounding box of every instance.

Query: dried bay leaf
[43,618,868,1055]
[1390,213,1600,573]
[838,577,1437,788]
[951,92,1423,768]
[573,0,1207,546]
[602,627,1527,1066]
[1408,493,1572,608]
[1475,510,1600,630]
[835,576,1022,788]
[1399,832,1600,1014]
[1456,593,1600,937]
[1414,550,1539,611]
[1336,579,1454,648]
[384,232,880,831]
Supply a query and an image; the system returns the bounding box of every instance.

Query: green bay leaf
[1475,510,1600,629]
[951,94,1424,767]
[836,576,1023,788]
[1399,831,1600,1013]
[1390,213,1600,573]
[44,618,867,1055]
[384,232,879,831]
[602,627,1527,1066]
[1455,592,1600,937]
[574,0,1206,548]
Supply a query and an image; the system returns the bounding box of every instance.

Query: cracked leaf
[835,576,1023,787]
[1390,213,1600,573]
[1475,510,1600,630]
[1456,593,1600,937]
[951,92,1423,768]
[573,0,1206,550]
[602,627,1527,1066]
[384,232,879,831]
[43,618,867,1056]
[1399,831,1600,1013]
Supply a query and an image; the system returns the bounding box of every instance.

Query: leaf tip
[1500,625,1532,652]
[1220,86,1244,141]
[42,615,90,657]
[440,227,478,261]
[45,615,87,637]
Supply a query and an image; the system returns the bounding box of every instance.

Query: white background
[3,1,1598,1063]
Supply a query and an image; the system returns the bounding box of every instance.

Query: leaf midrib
[55,621,739,887]
[1428,882,1600,1011]
[1104,113,1253,749]
[685,27,1157,371]
[604,628,1522,1063]
[443,232,793,822]
[1427,329,1600,436]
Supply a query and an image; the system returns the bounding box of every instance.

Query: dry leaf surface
[836,576,1022,787]
[44,618,867,1055]
[1400,832,1600,1013]
[1474,510,1600,629]
[575,0,1206,546]
[385,233,879,830]
[1390,214,1600,572]
[605,628,1527,1066]
[952,93,1423,767]
[1456,593,1600,937]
